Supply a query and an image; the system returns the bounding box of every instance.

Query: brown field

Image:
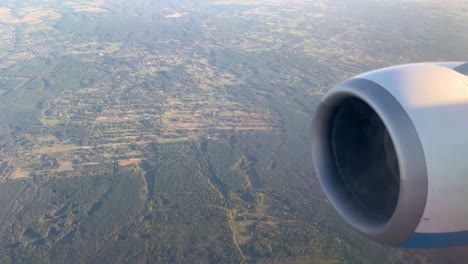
[0,7,61,24]
[119,159,142,166]
[57,161,74,172]
[243,8,277,16]
[165,12,189,18]
[65,1,109,13]
[34,144,93,154]
[74,6,109,13]
[12,169,29,179]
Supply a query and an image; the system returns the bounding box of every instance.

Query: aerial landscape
[0,0,466,263]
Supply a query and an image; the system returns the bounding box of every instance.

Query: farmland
[0,0,466,263]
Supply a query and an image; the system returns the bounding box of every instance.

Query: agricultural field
[0,0,465,263]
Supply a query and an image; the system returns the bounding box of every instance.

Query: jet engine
[310,62,468,248]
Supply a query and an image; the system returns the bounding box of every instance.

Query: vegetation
[0,0,465,263]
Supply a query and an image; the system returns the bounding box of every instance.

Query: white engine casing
[311,62,468,248]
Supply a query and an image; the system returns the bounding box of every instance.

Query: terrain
[0,0,466,263]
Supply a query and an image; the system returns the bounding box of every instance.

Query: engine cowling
[311,62,468,248]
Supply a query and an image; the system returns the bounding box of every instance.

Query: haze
[0,0,466,263]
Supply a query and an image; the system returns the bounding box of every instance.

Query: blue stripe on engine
[400,231,468,248]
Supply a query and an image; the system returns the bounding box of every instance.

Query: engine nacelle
[311,62,468,248]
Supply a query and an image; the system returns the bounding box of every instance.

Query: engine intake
[331,97,400,222]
